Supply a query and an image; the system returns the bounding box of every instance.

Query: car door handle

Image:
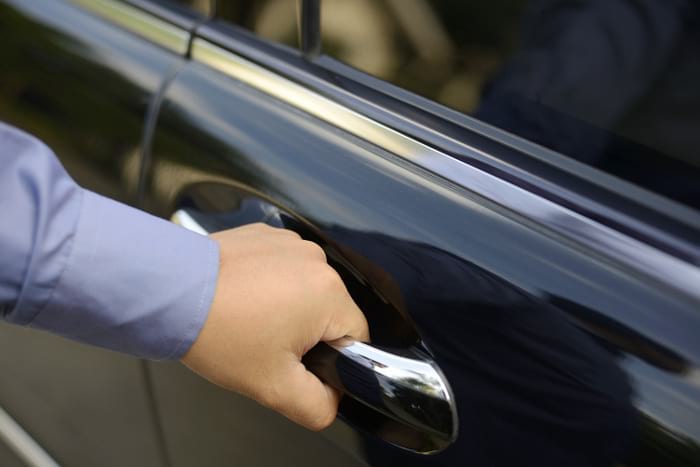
[303,338,456,454]
[171,203,457,454]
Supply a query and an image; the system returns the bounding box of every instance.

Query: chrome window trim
[71,0,190,55]
[191,38,700,302]
[0,405,59,467]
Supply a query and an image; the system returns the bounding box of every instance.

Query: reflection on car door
[142,13,700,467]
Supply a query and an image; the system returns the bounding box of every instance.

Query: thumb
[269,361,341,431]
[323,292,370,343]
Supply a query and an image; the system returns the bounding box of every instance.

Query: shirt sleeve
[0,122,219,360]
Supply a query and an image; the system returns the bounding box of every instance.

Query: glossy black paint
[143,53,700,465]
[328,228,638,467]
[195,19,700,273]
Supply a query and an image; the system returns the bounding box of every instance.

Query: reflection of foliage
[216,0,298,47]
[322,0,527,113]
[628,415,700,466]
[0,3,159,202]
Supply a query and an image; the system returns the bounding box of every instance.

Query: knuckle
[269,227,299,240]
[283,229,302,239]
[241,222,274,235]
[315,265,343,290]
[302,240,326,260]
[307,409,335,432]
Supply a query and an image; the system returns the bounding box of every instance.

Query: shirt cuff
[29,189,219,360]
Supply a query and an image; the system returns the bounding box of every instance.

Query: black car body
[1,1,699,466]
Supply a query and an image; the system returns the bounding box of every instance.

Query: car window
[321,0,700,211]
[213,0,299,49]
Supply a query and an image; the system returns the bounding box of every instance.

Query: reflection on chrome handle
[171,207,458,454]
[304,338,457,454]
[171,209,208,235]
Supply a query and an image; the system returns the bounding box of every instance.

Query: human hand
[180,223,369,430]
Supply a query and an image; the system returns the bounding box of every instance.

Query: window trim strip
[71,0,190,55]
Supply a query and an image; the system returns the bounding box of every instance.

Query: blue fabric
[0,122,219,359]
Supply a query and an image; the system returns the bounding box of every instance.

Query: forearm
[0,122,218,359]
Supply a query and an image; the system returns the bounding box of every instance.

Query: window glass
[322,0,700,210]
[214,0,299,48]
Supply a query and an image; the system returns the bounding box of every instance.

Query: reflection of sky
[169,58,700,318]
[337,342,445,401]
[623,355,700,441]
[171,63,430,232]
[10,0,172,90]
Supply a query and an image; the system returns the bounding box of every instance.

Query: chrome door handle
[304,338,457,454]
[171,207,458,453]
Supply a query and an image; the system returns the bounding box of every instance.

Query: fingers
[323,285,370,343]
[199,222,369,434]
[265,362,341,431]
[217,223,301,239]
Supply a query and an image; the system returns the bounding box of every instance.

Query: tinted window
[214,0,298,48]
[322,0,700,210]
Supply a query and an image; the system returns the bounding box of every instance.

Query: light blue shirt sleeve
[0,122,219,360]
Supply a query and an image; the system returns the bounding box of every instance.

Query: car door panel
[143,39,700,466]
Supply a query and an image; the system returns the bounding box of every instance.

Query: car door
[140,1,700,466]
[0,0,203,465]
